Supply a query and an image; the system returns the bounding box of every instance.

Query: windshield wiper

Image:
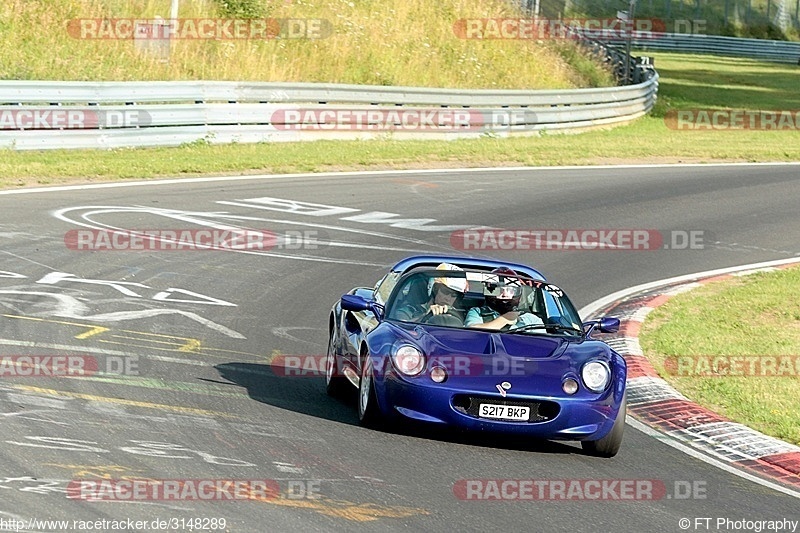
[506,323,583,335]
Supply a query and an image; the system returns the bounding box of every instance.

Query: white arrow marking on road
[152,288,236,307]
[37,272,150,298]
[0,291,245,339]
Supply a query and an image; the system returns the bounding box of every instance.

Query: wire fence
[519,0,799,38]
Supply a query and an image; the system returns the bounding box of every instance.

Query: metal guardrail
[0,22,659,152]
[603,32,800,63]
[0,74,659,150]
[0,79,655,107]
[1,26,794,151]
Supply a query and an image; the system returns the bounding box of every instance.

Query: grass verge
[2,52,799,188]
[0,0,610,89]
[639,266,800,446]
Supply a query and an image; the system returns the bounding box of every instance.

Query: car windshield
[384,269,583,336]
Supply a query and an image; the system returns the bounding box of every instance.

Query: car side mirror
[341,294,383,320]
[583,317,620,336]
[598,317,620,333]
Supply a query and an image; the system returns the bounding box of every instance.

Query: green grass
[639,267,800,446]
[651,54,800,111]
[0,0,611,89]
[2,52,799,189]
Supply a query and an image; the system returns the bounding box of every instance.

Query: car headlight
[393,345,425,376]
[581,361,611,392]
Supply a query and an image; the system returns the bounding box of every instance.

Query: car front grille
[452,394,560,423]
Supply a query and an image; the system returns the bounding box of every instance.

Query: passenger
[465,267,543,330]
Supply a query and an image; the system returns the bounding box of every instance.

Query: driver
[465,267,543,330]
[396,263,468,323]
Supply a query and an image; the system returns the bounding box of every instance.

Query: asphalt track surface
[0,164,798,532]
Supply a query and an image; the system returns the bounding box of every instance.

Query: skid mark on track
[71,375,249,400]
[11,385,234,418]
[271,326,323,347]
[45,463,152,481]
[389,178,439,190]
[2,315,267,360]
[248,494,428,522]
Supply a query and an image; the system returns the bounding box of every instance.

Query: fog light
[431,366,447,383]
[563,378,579,395]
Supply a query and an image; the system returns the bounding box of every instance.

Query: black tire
[358,355,382,428]
[582,393,626,458]
[325,332,348,398]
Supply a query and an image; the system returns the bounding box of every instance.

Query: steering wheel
[421,307,464,326]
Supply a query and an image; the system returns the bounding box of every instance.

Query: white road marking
[0,290,245,339]
[53,205,388,266]
[228,196,479,232]
[217,203,450,251]
[151,288,236,307]
[339,211,472,232]
[230,196,359,217]
[37,272,150,298]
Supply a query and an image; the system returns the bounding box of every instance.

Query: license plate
[478,403,529,421]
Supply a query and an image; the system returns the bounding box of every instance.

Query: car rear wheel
[582,393,626,458]
[325,332,348,398]
[358,355,381,428]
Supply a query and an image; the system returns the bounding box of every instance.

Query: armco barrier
[603,31,800,63]
[0,73,658,150]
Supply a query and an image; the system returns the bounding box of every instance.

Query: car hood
[389,321,570,360]
[380,322,615,397]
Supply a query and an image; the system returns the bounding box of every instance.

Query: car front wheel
[582,393,626,458]
[325,331,348,398]
[358,354,381,428]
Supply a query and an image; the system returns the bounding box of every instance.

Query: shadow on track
[214,361,594,457]
[213,361,359,426]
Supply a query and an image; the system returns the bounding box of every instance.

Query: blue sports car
[326,255,627,457]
